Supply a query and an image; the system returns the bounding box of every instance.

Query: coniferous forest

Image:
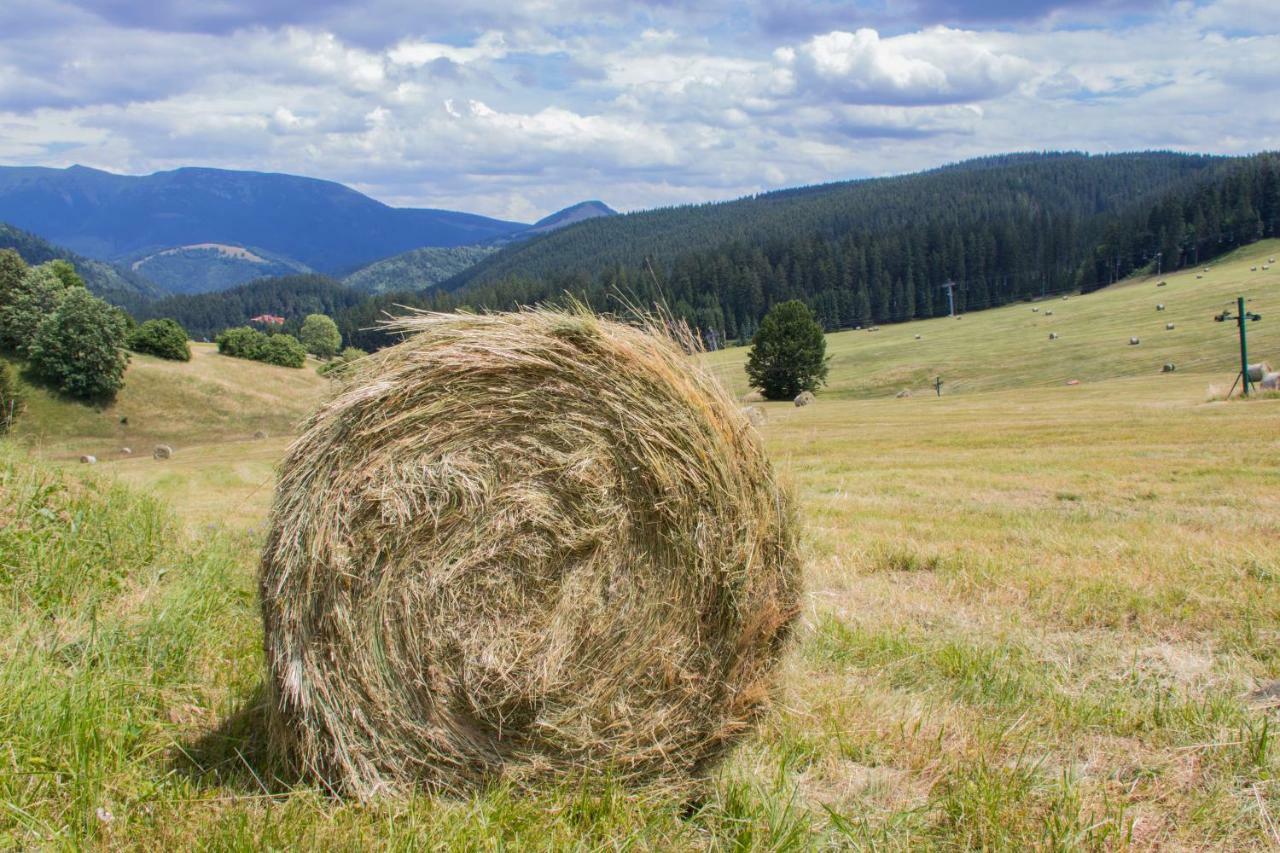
[110,152,1280,352]
[334,152,1280,350]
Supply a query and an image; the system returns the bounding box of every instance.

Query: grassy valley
[1,251,1276,847]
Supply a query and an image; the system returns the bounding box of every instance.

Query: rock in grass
[259,309,801,798]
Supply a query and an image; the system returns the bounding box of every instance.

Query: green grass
[1,248,1279,847]
[704,239,1280,399]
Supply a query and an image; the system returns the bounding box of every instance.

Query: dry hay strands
[259,309,802,799]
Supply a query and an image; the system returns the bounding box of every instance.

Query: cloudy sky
[0,0,1276,222]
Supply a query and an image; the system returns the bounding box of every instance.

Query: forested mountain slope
[136,275,364,340]
[0,221,161,307]
[416,152,1276,346]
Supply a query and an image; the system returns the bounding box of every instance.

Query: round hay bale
[1156,304,1165,311]
[895,388,911,398]
[794,390,816,407]
[1157,280,1167,287]
[742,405,767,426]
[914,334,922,340]
[1166,323,1175,330]
[120,447,132,455]
[1247,362,1272,382]
[1262,372,1280,391]
[153,444,173,460]
[1162,363,1176,373]
[1048,332,1059,340]
[1129,337,1140,345]
[79,455,96,464]
[254,430,268,440]
[1045,310,1054,316]
[1062,295,1069,300]
[259,310,801,798]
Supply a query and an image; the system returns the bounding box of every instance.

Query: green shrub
[317,345,367,378]
[27,289,130,401]
[745,300,829,400]
[216,326,267,359]
[128,318,192,361]
[256,333,307,368]
[299,313,342,359]
[0,264,74,355]
[0,361,23,434]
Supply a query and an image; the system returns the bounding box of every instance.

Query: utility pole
[940,281,959,318]
[935,376,943,397]
[1215,296,1262,395]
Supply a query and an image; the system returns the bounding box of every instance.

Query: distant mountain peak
[526,200,617,235]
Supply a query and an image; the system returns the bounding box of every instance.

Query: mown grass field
[1,242,1277,848]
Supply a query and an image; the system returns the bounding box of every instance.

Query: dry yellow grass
[3,251,1277,847]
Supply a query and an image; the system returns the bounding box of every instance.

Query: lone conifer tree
[746,300,828,400]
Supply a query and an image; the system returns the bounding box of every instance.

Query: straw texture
[259,309,800,798]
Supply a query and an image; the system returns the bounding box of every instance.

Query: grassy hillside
[6,343,329,524]
[705,239,1280,399]
[1,256,1277,847]
[130,244,311,295]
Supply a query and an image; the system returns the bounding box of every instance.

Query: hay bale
[742,405,767,426]
[1262,372,1280,391]
[1062,295,1069,300]
[1166,323,1175,330]
[254,430,268,440]
[1252,267,1258,272]
[121,447,132,455]
[259,310,801,798]
[153,444,173,460]
[1156,304,1165,311]
[1129,337,1140,345]
[914,334,922,340]
[1045,310,1054,316]
[1031,307,1039,313]
[79,455,96,464]
[1049,332,1059,340]
[794,390,816,406]
[895,389,911,398]
[1247,362,1272,382]
[1196,275,1203,279]
[1162,363,1176,373]
[1157,281,1167,287]
[1066,379,1081,386]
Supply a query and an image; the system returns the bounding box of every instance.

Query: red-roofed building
[250,314,286,326]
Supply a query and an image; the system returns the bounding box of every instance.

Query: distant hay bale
[742,405,767,426]
[1156,304,1165,311]
[1049,332,1059,340]
[1130,337,1140,345]
[1166,323,1175,330]
[259,309,801,798]
[121,447,132,455]
[152,445,173,460]
[1262,372,1280,391]
[794,390,816,407]
[1045,310,1054,316]
[79,455,96,464]
[914,334,922,340]
[1196,275,1203,279]
[1247,362,1272,382]
[1062,295,1069,300]
[1066,379,1081,386]
[740,390,765,403]
[1162,363,1176,373]
[895,389,911,398]
[1157,281,1167,287]
[254,430,268,440]
[1031,307,1039,312]
[1252,267,1259,272]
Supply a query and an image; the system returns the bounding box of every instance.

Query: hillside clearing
[0,251,1277,847]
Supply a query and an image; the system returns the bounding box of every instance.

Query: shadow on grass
[170,683,302,795]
